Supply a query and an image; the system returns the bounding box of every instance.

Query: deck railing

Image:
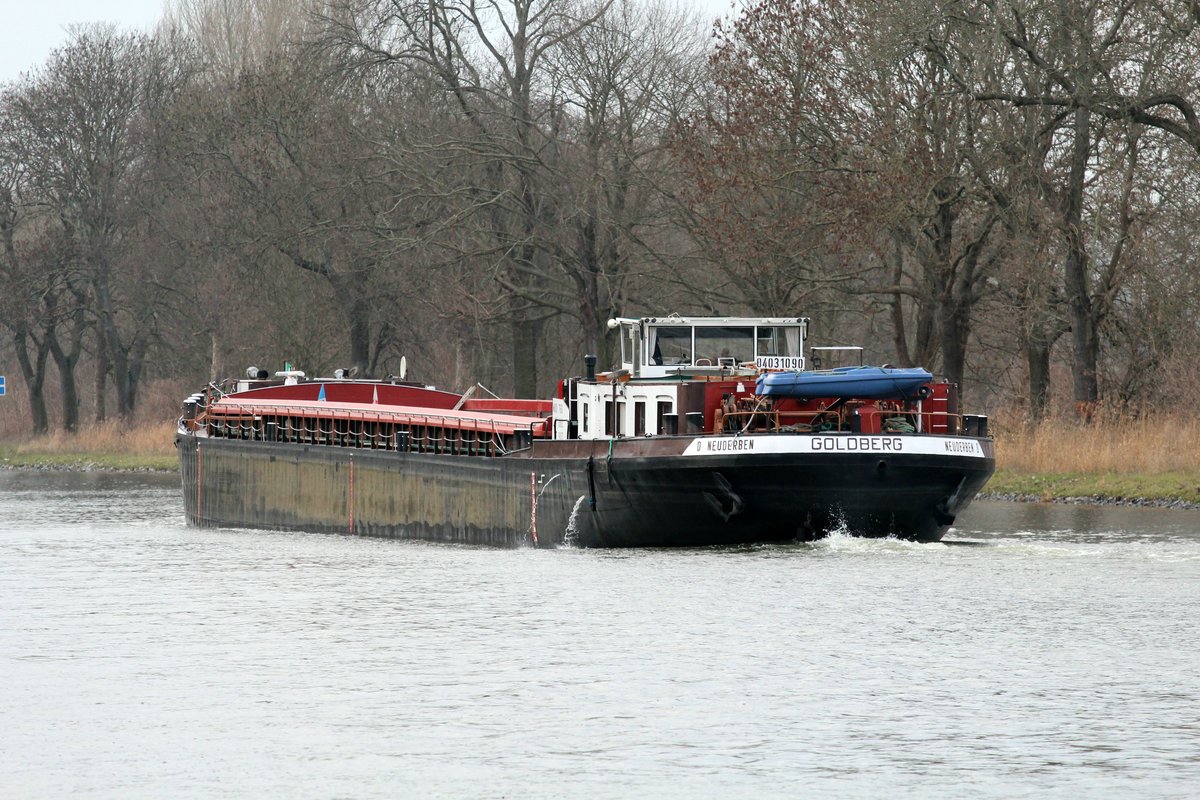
[722,408,967,435]
[199,405,519,457]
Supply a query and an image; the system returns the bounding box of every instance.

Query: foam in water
[562,494,587,547]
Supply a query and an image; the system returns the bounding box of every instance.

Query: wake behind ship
[176,316,995,546]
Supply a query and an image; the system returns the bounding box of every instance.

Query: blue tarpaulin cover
[756,366,933,399]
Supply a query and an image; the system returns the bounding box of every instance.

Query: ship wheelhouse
[564,316,809,441]
[611,316,809,377]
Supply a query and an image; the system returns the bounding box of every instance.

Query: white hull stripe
[682,434,988,458]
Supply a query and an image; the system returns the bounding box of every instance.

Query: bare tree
[2,78,103,432]
[541,0,709,363]
[674,0,852,317]
[323,0,627,395]
[930,0,1200,415]
[161,0,319,85]
[178,39,438,377]
[0,133,52,433]
[677,0,1014,398]
[5,27,192,419]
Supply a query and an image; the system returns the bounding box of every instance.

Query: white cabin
[607,315,809,378]
[559,316,809,440]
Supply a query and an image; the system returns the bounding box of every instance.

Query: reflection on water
[1,475,1198,798]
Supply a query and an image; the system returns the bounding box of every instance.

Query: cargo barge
[176,316,995,546]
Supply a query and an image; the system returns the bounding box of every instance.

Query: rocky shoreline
[0,459,175,474]
[1,463,171,472]
[978,491,1200,511]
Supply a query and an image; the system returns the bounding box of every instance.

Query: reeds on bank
[1,420,177,469]
[991,412,1199,474]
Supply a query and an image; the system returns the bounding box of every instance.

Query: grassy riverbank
[0,421,178,472]
[985,469,1200,506]
[986,414,1200,506]
[1,416,1197,506]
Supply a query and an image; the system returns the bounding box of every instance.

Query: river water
[1,471,1197,799]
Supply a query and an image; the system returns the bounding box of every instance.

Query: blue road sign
[0,375,5,396]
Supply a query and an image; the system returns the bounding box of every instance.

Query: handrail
[276,419,493,454]
[720,408,966,435]
[205,400,542,437]
[201,404,513,457]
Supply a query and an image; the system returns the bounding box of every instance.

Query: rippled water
[2,471,1198,798]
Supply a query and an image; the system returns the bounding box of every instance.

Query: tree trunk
[888,244,914,367]
[511,315,540,399]
[330,270,372,377]
[13,330,50,435]
[92,252,137,418]
[48,336,81,433]
[578,217,603,360]
[579,298,605,369]
[939,226,993,400]
[1062,105,1099,420]
[126,334,148,415]
[95,343,108,423]
[1025,330,1053,424]
[453,335,466,392]
[209,329,220,383]
[930,179,966,389]
[349,295,371,377]
[108,365,131,416]
[46,297,87,433]
[61,366,80,432]
[938,299,970,398]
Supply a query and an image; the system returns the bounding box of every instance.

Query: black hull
[177,432,995,547]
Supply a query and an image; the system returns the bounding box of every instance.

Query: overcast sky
[1,0,164,84]
[0,0,740,85]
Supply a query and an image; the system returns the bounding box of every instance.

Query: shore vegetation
[0,421,177,472]
[988,414,1200,505]
[2,415,1197,507]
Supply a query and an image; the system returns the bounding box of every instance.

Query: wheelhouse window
[755,326,801,358]
[693,326,754,366]
[649,326,691,366]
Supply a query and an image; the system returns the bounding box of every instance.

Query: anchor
[703,472,745,522]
